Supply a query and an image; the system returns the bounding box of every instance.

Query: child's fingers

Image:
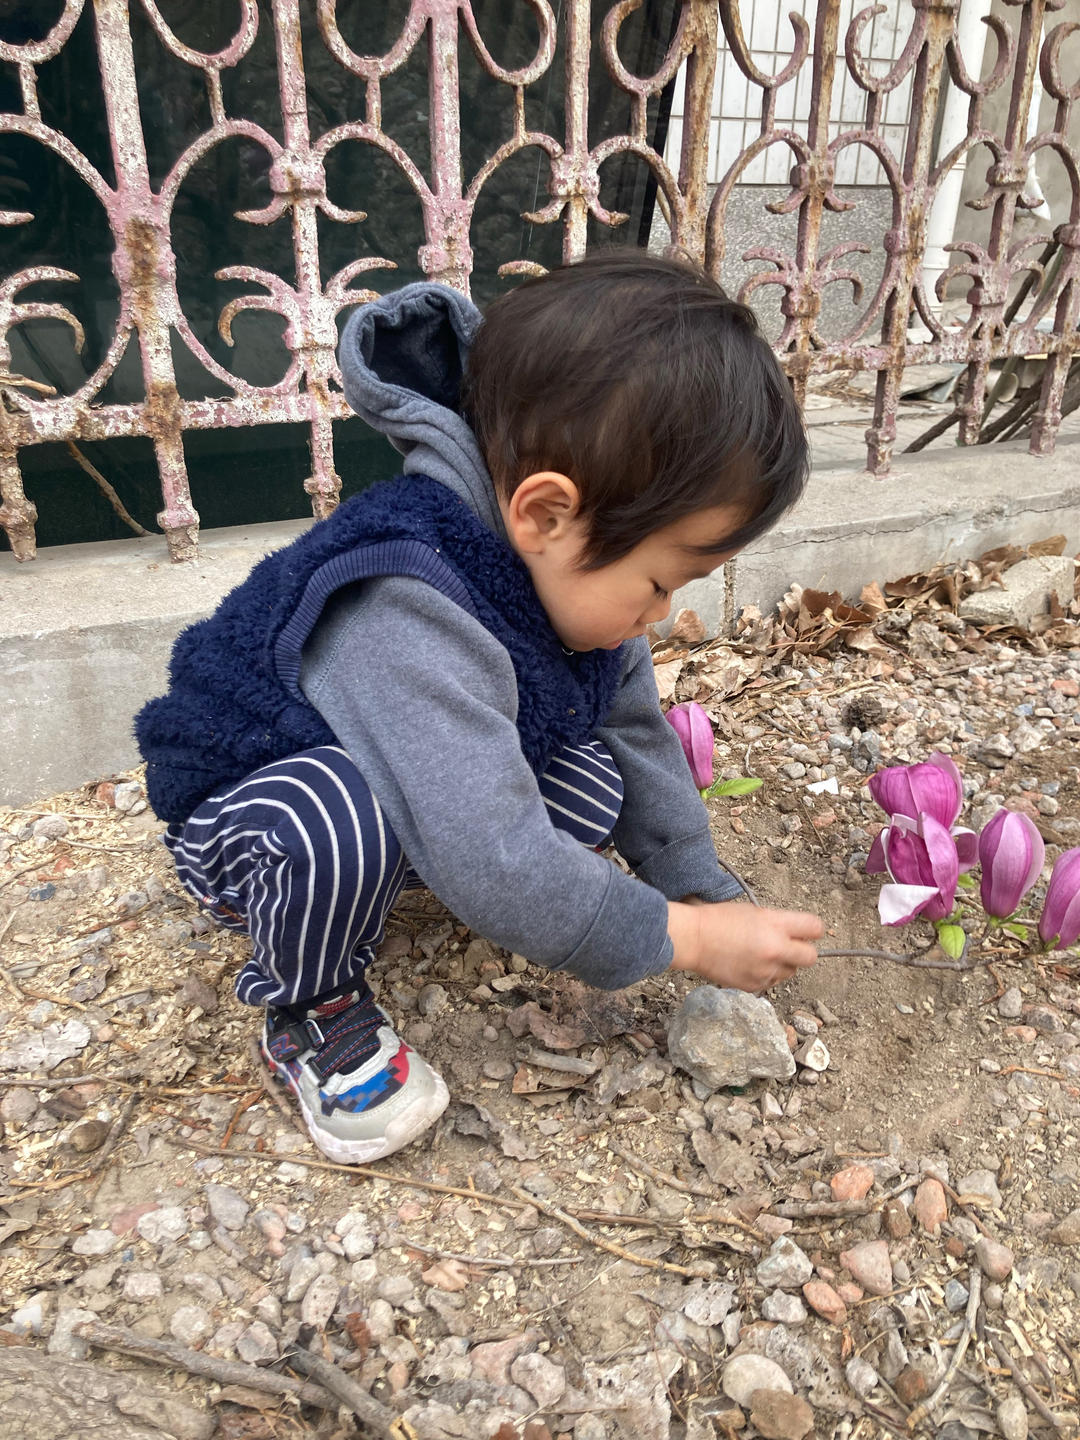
[783,909,825,940]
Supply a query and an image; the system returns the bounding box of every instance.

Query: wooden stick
[77,1320,337,1409]
[510,1186,714,1280]
[607,1137,719,1199]
[986,1330,1070,1433]
[906,1269,981,1428]
[285,1329,397,1437]
[398,1238,580,1270]
[221,1089,262,1148]
[0,1169,90,1206]
[817,948,989,973]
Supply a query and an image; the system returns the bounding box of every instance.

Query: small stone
[756,1237,813,1290]
[0,1088,38,1125]
[683,1282,737,1327]
[301,1273,341,1329]
[68,1119,111,1154]
[113,781,143,813]
[510,1351,566,1409]
[974,1237,1014,1280]
[206,1183,249,1232]
[846,1355,879,1399]
[721,1353,794,1407]
[468,1332,536,1386]
[1049,1210,1080,1246]
[984,1282,1004,1309]
[530,1226,563,1258]
[235,1321,279,1365]
[894,1366,929,1405]
[944,1278,970,1311]
[801,1279,847,1325]
[122,1272,163,1301]
[71,1228,118,1257]
[840,1240,893,1296]
[793,1036,830,1072]
[33,814,70,840]
[830,1164,874,1202]
[178,974,219,1013]
[957,1169,1002,1209]
[913,1178,948,1234]
[417,983,450,1018]
[761,1290,807,1324]
[137,1206,189,1245]
[997,1393,1029,1440]
[882,1198,911,1239]
[998,987,1024,1019]
[749,1389,814,1440]
[170,1305,213,1346]
[1024,1004,1065,1034]
[1004,1025,1037,1043]
[668,988,795,1089]
[47,1306,96,1360]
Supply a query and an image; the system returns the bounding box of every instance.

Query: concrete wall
[3,435,1078,807]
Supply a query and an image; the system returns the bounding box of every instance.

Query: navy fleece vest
[135,475,626,823]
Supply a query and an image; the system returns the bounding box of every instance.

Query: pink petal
[979,809,1045,918]
[868,765,917,820]
[866,830,888,874]
[919,813,960,920]
[952,827,978,873]
[1039,848,1080,947]
[878,884,939,926]
[927,753,964,827]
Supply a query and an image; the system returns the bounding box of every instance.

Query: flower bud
[1038,847,1080,948]
[665,701,715,791]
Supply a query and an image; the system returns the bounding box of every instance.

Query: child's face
[523,500,745,654]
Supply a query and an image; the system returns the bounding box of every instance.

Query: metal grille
[1,0,1078,563]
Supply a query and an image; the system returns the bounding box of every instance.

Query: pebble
[830,1164,874,1202]
[756,1237,813,1290]
[840,1240,893,1296]
[136,1206,189,1245]
[683,1282,737,1327]
[913,1178,948,1234]
[301,1272,341,1329]
[71,1228,119,1257]
[998,987,1024,1019]
[997,1394,1030,1440]
[9,1297,48,1336]
[944,1278,969,1311]
[957,1169,1002,1209]
[801,1279,847,1326]
[793,1036,830,1072]
[667,987,795,1088]
[0,1088,38,1125]
[417,983,450,1017]
[721,1353,794,1406]
[123,1272,163,1301]
[762,1290,807,1324]
[530,1226,563,1258]
[482,1059,515,1081]
[170,1305,213,1346]
[206,1183,249,1232]
[468,1333,537,1386]
[68,1119,110,1153]
[749,1389,815,1440]
[510,1351,566,1409]
[845,1355,879,1398]
[47,1306,96,1360]
[236,1321,279,1365]
[974,1237,1014,1280]
[32,814,70,840]
[1049,1210,1080,1246]
[882,1198,912,1239]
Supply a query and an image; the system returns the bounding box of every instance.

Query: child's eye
[653,583,669,599]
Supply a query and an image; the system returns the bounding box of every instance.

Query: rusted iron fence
[1,0,1078,564]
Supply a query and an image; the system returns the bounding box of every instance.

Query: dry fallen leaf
[421,1257,470,1291]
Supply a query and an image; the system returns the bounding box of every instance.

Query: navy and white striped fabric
[164,742,622,1008]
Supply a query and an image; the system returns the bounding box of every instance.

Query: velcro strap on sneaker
[266,1017,325,1063]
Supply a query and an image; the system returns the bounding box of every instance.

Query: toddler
[136,252,823,1166]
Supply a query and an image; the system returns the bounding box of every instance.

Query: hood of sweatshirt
[337,281,506,538]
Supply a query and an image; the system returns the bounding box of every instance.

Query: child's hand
[667,900,822,993]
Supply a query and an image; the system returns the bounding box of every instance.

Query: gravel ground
[0,547,1078,1440]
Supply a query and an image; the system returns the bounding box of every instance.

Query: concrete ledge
[3,436,1079,805]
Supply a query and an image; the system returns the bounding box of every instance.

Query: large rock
[668,988,795,1090]
[959,555,1075,629]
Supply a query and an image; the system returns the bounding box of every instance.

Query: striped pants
[164,743,623,1008]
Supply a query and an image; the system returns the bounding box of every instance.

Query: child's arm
[667,899,822,992]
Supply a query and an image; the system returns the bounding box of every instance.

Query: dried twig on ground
[77,1319,338,1409]
[287,1325,398,1437]
[986,1329,1071,1433]
[818,948,990,973]
[510,1186,714,1279]
[906,1269,981,1428]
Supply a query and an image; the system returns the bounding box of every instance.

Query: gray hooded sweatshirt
[298,283,742,989]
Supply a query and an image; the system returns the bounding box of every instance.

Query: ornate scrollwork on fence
[0,0,1076,562]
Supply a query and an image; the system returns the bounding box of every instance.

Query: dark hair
[461,251,808,568]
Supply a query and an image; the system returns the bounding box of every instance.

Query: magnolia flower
[868,753,977,872]
[665,701,715,792]
[978,808,1045,920]
[873,813,960,925]
[1038,848,1080,948]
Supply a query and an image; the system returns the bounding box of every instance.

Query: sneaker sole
[262,1042,450,1166]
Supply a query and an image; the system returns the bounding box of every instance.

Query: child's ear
[505,471,582,555]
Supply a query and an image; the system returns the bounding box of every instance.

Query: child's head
[461,251,808,651]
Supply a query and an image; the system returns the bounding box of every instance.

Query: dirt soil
[1,562,1079,1440]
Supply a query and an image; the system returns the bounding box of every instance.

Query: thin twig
[221,1088,262,1148]
[0,1169,91,1206]
[287,1326,397,1436]
[0,1068,144,1089]
[818,947,989,972]
[395,1237,579,1269]
[906,1269,981,1427]
[987,1329,1070,1433]
[510,1186,714,1280]
[721,862,760,907]
[0,961,25,1000]
[77,1320,338,1409]
[0,859,47,891]
[65,440,151,537]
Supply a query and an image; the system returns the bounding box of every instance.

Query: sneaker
[260,985,449,1165]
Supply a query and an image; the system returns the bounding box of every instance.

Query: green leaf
[1002,922,1029,943]
[936,924,966,960]
[956,872,977,891]
[706,777,764,798]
